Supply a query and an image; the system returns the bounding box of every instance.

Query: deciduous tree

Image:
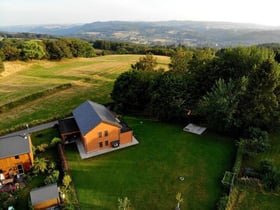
[131,53,158,71]
[22,40,45,60]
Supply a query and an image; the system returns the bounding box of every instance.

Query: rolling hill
[1,20,280,47]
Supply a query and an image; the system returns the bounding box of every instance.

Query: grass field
[65,117,235,210]
[0,55,170,133]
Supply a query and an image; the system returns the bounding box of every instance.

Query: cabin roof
[30,183,59,206]
[0,135,31,159]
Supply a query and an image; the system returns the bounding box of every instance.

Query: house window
[105,141,108,146]
[15,155,19,159]
[99,142,103,148]
[104,130,108,137]
[98,132,102,138]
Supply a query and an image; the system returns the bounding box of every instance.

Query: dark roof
[120,122,132,133]
[0,135,31,159]
[58,117,79,134]
[30,183,59,206]
[73,100,121,136]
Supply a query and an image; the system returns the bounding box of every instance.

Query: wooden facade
[33,197,60,210]
[81,122,133,153]
[0,136,33,178]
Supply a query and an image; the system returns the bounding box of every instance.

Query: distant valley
[1,20,280,47]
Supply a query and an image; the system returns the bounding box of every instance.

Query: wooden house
[59,100,133,153]
[0,135,33,178]
[30,183,60,210]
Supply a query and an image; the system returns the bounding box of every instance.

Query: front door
[17,164,24,174]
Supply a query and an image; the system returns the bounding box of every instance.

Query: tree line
[0,37,95,61]
[92,40,176,56]
[111,47,280,137]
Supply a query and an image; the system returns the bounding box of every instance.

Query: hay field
[0,55,170,133]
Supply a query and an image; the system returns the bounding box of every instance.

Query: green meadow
[65,117,235,210]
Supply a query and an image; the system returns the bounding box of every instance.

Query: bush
[50,137,62,146]
[216,195,228,210]
[259,160,280,191]
[0,58,4,73]
[242,127,270,156]
[262,171,280,191]
[44,170,60,185]
[36,143,48,152]
[259,160,273,174]
[33,157,48,174]
[63,174,72,188]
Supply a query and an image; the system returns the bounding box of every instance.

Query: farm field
[65,116,235,210]
[0,55,170,133]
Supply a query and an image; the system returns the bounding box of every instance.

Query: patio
[76,136,139,159]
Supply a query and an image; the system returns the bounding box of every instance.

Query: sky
[0,0,279,26]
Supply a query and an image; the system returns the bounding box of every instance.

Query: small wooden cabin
[0,135,33,178]
[30,183,60,210]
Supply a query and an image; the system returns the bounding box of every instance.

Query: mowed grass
[65,117,235,210]
[0,55,170,133]
[233,186,280,210]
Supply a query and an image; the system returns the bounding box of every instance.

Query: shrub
[50,137,62,146]
[242,127,270,157]
[33,157,48,174]
[63,174,72,188]
[44,170,60,185]
[216,195,228,210]
[259,160,273,174]
[36,143,48,152]
[262,171,280,191]
[259,160,280,191]
[0,58,4,73]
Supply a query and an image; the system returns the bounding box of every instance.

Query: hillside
[1,21,280,47]
[0,55,170,133]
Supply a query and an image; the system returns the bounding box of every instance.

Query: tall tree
[238,59,280,129]
[169,48,193,72]
[197,78,245,132]
[151,71,190,120]
[131,53,158,71]
[111,70,161,112]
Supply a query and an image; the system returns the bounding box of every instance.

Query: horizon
[0,19,277,28]
[1,0,280,27]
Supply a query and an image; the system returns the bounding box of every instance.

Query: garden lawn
[65,117,235,210]
[232,186,280,210]
[235,132,280,210]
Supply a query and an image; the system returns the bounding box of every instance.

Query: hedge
[0,83,72,113]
